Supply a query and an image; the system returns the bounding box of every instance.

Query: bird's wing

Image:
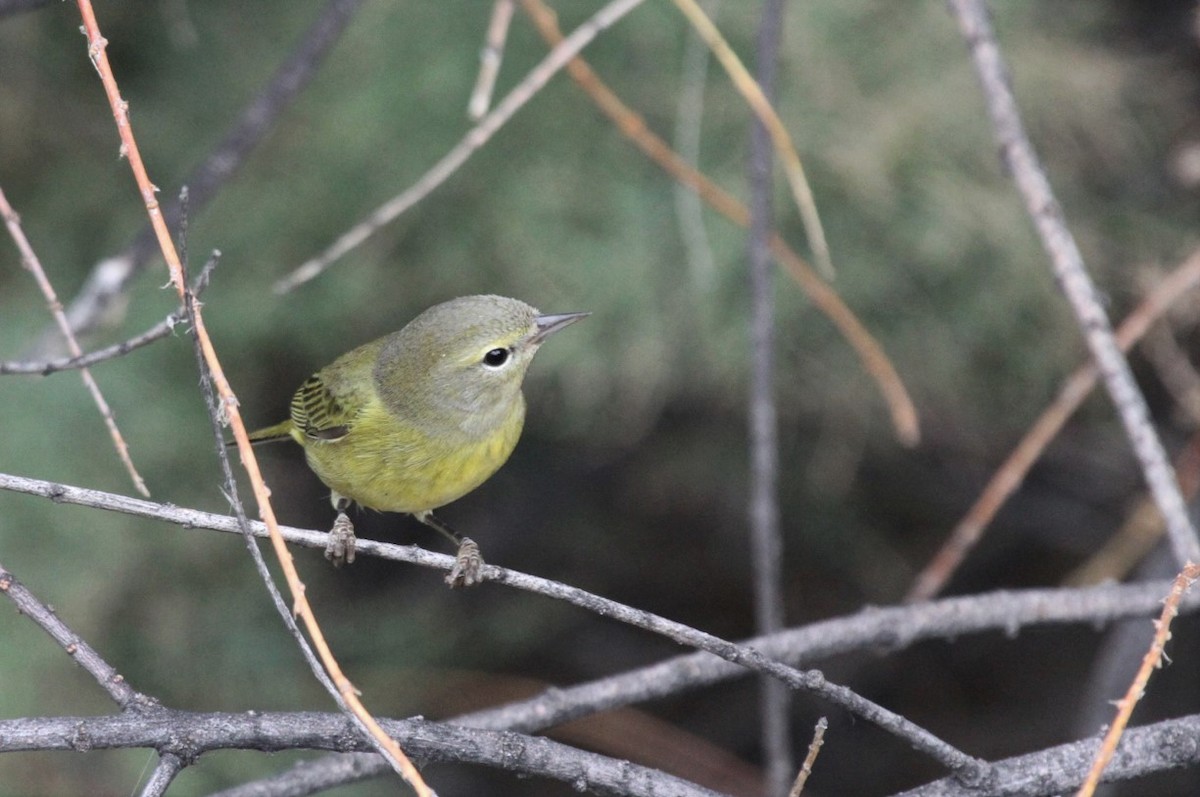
[289,372,354,442]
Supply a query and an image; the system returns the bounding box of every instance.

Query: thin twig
[2,262,214,376]
[0,186,149,496]
[747,0,792,791]
[1,311,182,375]
[138,752,184,797]
[1075,562,1200,797]
[274,0,652,294]
[182,257,375,782]
[906,247,1200,602]
[671,0,832,279]
[673,1,718,287]
[468,0,515,120]
[0,559,155,712]
[787,716,827,797]
[946,0,1200,567]
[72,3,433,793]
[518,0,920,445]
[1142,319,1200,426]
[0,470,986,781]
[47,0,365,346]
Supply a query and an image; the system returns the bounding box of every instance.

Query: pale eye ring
[482,348,510,368]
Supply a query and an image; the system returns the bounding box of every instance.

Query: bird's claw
[445,537,484,588]
[325,512,357,566]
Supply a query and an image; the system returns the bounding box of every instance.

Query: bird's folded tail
[227,420,294,447]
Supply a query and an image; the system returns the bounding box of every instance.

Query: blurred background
[3,0,1200,794]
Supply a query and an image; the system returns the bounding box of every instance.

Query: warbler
[246,295,588,586]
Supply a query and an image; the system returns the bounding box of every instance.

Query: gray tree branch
[747,0,792,792]
[1,711,726,797]
[0,471,984,779]
[890,713,1200,796]
[945,0,1200,567]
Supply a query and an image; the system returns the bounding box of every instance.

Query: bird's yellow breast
[294,396,525,514]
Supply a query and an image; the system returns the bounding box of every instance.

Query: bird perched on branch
[245,294,588,586]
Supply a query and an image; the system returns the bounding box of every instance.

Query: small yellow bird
[247,295,587,586]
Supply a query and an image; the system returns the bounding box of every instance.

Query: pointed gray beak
[530,311,590,344]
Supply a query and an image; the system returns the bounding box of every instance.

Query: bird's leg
[415,510,484,588]
[325,493,356,566]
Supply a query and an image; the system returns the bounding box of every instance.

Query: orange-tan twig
[0,186,149,497]
[1075,562,1200,797]
[520,0,919,446]
[788,716,827,797]
[72,3,432,794]
[906,248,1200,603]
[669,0,832,280]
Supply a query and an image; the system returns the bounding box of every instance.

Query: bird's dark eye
[483,348,510,368]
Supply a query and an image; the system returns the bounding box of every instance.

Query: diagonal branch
[0,186,148,496]
[2,257,217,376]
[273,0,652,293]
[0,560,155,712]
[0,471,984,780]
[906,247,1200,602]
[945,0,1200,567]
[1075,563,1200,796]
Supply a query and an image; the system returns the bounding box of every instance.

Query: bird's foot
[445,537,484,588]
[325,512,357,566]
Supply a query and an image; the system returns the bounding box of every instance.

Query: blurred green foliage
[2,0,1200,794]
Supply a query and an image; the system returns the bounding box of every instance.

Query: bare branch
[747,0,792,791]
[467,0,515,120]
[0,311,182,375]
[2,472,1191,693]
[671,0,832,279]
[210,570,1200,792]
[1,256,215,376]
[274,0,652,294]
[891,714,1200,796]
[0,474,1018,782]
[673,3,717,286]
[1076,563,1200,796]
[0,560,154,712]
[1,712,728,797]
[906,247,1200,602]
[945,0,1200,566]
[0,185,149,496]
[788,717,827,797]
[138,752,184,797]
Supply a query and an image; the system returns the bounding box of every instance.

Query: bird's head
[376,295,587,434]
